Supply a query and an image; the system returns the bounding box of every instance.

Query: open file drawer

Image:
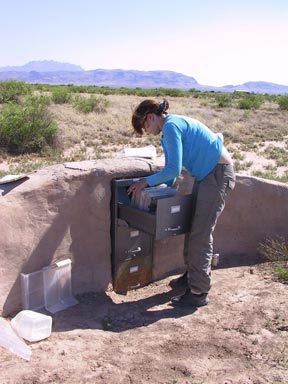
[118,193,193,240]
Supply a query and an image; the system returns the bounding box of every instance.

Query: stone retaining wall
[0,158,287,316]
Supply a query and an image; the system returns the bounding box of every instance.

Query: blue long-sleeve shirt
[146,114,223,186]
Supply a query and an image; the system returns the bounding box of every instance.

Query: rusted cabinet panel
[112,225,153,293]
[113,252,153,293]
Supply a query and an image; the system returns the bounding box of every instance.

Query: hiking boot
[169,271,188,289]
[170,289,209,308]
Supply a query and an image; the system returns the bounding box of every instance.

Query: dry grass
[0,94,287,181]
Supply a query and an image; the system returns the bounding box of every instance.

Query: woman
[128,98,235,307]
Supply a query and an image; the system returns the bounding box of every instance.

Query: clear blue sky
[1,0,288,86]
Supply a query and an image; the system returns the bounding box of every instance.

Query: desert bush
[215,93,233,108]
[0,96,58,153]
[252,170,288,183]
[232,150,245,160]
[278,95,288,110]
[73,95,110,113]
[258,237,288,262]
[261,144,288,167]
[0,80,31,104]
[238,95,263,109]
[258,236,288,281]
[51,87,71,104]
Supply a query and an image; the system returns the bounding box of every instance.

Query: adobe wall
[0,158,287,316]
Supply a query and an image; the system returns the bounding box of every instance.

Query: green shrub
[215,93,233,108]
[73,95,110,113]
[263,145,288,167]
[0,80,31,104]
[238,95,262,109]
[258,236,288,262]
[0,96,58,153]
[252,170,288,183]
[258,236,288,282]
[278,95,288,110]
[51,87,71,104]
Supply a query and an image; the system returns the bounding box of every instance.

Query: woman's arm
[147,123,183,186]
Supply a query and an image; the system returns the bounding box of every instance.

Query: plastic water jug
[11,310,52,342]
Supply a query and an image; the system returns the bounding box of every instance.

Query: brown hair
[131,98,169,135]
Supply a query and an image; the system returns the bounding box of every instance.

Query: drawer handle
[130,283,141,289]
[165,225,181,232]
[127,246,141,254]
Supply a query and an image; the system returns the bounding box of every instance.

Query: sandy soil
[0,263,287,384]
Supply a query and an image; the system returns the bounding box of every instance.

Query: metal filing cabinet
[111,177,193,293]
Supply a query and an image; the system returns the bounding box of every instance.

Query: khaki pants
[184,164,235,294]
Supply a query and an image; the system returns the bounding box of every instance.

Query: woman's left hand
[127,179,148,196]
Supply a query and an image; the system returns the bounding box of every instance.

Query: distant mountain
[0,60,84,73]
[221,81,288,95]
[0,61,287,95]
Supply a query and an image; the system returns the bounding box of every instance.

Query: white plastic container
[43,259,78,313]
[21,270,45,311]
[0,318,31,361]
[20,259,78,314]
[11,310,52,342]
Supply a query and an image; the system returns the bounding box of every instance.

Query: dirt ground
[0,263,287,384]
